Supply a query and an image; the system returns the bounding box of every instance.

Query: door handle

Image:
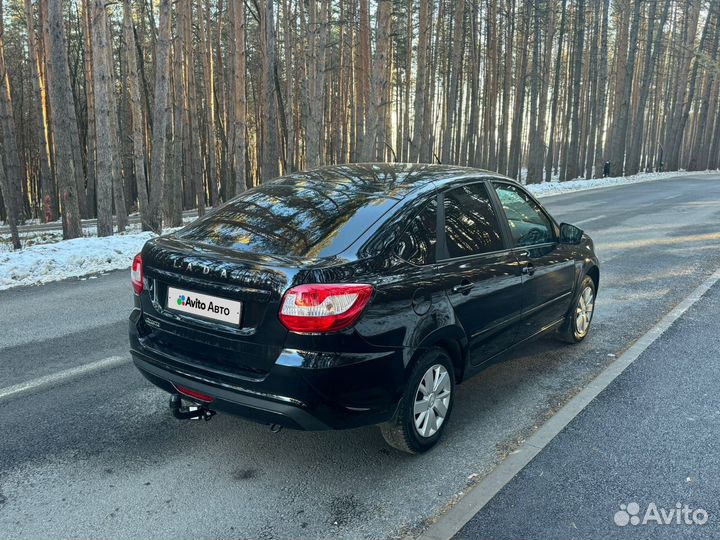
[452,281,474,294]
[522,264,535,276]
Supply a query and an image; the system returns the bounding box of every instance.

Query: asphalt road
[1,174,719,539]
[457,281,720,540]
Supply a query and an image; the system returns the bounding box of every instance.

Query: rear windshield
[176,178,396,258]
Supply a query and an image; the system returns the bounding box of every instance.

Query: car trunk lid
[137,236,303,380]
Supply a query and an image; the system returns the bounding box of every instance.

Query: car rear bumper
[133,353,334,430]
[129,312,405,431]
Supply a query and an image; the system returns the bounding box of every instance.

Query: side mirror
[559,223,584,245]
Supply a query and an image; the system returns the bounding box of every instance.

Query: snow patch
[526,170,709,198]
[0,231,158,290]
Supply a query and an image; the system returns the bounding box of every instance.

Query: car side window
[493,183,555,247]
[394,198,437,265]
[443,183,503,258]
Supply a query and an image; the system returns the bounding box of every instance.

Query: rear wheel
[380,348,455,454]
[557,275,596,343]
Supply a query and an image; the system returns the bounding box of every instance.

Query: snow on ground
[0,222,186,290]
[0,215,197,253]
[0,231,157,290]
[525,169,711,197]
[0,223,144,252]
[0,169,716,290]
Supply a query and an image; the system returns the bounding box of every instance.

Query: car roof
[270,163,516,200]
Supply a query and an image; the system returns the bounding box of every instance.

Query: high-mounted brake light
[279,283,374,333]
[131,253,144,295]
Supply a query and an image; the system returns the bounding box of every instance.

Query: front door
[492,182,576,340]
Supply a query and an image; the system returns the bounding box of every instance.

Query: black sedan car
[129,164,599,453]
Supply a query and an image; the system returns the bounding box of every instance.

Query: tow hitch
[169,394,216,421]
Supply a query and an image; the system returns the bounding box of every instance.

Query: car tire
[557,275,596,344]
[380,348,455,454]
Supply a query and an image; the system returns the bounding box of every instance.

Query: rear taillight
[131,253,144,295]
[279,283,374,333]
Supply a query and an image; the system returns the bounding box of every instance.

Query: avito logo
[177,295,206,310]
[177,294,231,316]
[614,502,708,527]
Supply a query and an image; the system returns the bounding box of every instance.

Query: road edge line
[0,355,130,401]
[418,268,720,540]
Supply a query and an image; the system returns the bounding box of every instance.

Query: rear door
[435,182,523,365]
[491,181,576,340]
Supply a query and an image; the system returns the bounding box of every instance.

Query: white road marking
[572,214,608,226]
[663,193,684,200]
[419,268,720,540]
[0,355,130,401]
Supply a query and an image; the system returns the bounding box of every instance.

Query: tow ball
[169,394,216,421]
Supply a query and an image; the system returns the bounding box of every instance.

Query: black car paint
[129,164,599,431]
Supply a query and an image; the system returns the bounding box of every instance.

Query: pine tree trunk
[185,0,204,214]
[0,0,20,247]
[708,88,720,170]
[508,1,529,180]
[663,0,701,171]
[564,0,585,181]
[608,0,641,177]
[123,0,151,230]
[410,0,431,162]
[24,0,56,223]
[626,0,670,175]
[44,0,82,238]
[201,0,218,205]
[526,1,543,184]
[281,0,296,170]
[465,0,481,166]
[441,0,465,164]
[481,0,498,169]
[80,0,97,219]
[0,160,20,248]
[232,0,247,192]
[592,0,610,177]
[147,0,172,233]
[353,0,371,162]
[583,2,601,178]
[678,4,715,170]
[165,2,185,227]
[604,0,630,173]
[423,0,443,163]
[91,0,120,236]
[361,0,392,161]
[38,0,59,215]
[0,0,26,223]
[545,0,566,182]
[536,0,556,177]
[303,0,328,169]
[259,0,280,181]
[693,27,720,171]
[497,0,515,176]
[401,0,413,162]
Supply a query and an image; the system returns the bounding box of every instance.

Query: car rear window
[176,180,396,258]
